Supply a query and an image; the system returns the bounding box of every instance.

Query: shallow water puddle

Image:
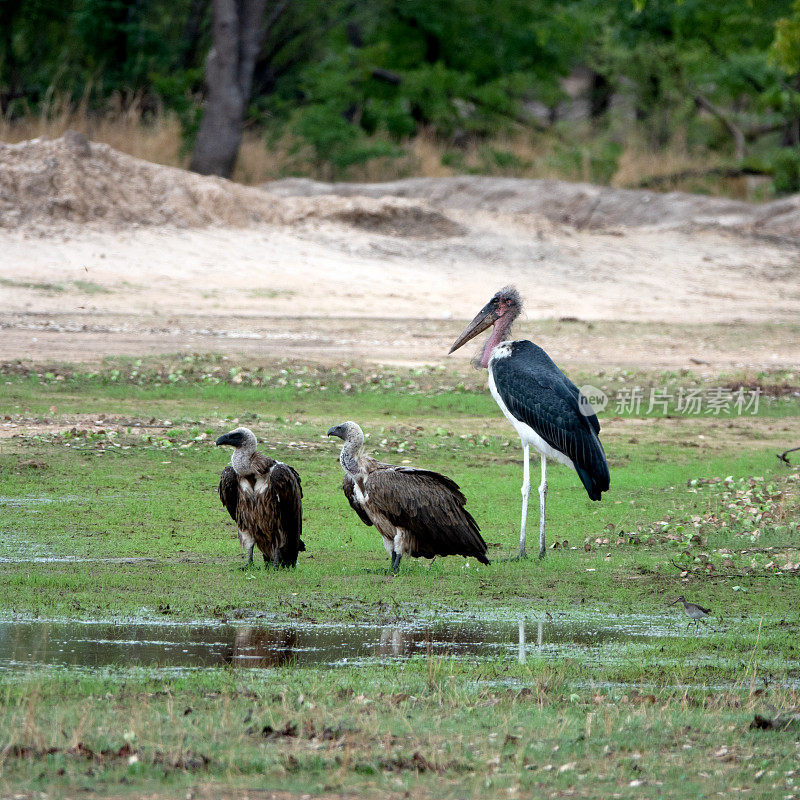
[0,617,666,670]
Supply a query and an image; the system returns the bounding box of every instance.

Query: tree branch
[634,166,770,189]
[777,446,800,464]
[694,93,746,160]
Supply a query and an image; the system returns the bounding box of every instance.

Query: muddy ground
[1,134,799,370]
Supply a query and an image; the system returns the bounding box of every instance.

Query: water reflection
[0,616,664,671]
[227,626,298,668]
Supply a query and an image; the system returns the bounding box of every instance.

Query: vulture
[216,427,304,568]
[449,286,609,559]
[327,421,489,573]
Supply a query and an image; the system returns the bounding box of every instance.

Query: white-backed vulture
[216,427,304,568]
[327,421,489,573]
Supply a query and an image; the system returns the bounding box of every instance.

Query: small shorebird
[669,595,711,626]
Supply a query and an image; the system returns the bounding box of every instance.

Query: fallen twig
[777,446,800,464]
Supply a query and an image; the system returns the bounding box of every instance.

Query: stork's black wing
[365,468,489,564]
[219,465,238,522]
[342,473,374,527]
[491,341,610,500]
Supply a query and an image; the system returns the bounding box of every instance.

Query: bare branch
[694,94,746,160]
[777,446,800,464]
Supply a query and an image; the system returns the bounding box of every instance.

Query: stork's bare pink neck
[481,313,515,368]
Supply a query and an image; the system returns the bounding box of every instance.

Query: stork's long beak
[448,301,501,354]
[667,598,680,606]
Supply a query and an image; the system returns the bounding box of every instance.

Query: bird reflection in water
[372,625,489,659]
[375,626,412,658]
[517,619,544,663]
[225,627,298,668]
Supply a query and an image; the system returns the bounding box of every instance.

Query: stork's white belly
[488,365,575,470]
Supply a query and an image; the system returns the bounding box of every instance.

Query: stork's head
[215,427,258,452]
[327,421,364,446]
[448,286,522,364]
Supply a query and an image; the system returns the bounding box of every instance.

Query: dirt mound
[265,176,800,240]
[325,203,465,238]
[0,133,285,228]
[0,134,464,236]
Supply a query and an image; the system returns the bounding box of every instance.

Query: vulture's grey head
[327,421,364,445]
[216,427,258,451]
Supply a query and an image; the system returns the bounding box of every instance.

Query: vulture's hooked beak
[327,424,346,439]
[448,300,501,354]
[216,433,237,447]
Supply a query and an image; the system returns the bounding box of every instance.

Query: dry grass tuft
[0,97,186,169]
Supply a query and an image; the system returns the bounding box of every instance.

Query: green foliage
[0,0,208,110]
[4,0,800,186]
[773,0,800,73]
[771,146,800,193]
[547,137,623,184]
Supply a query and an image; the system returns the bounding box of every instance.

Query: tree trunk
[190,0,271,178]
[588,70,612,120]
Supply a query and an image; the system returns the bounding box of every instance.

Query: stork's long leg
[538,454,548,559]
[518,442,531,559]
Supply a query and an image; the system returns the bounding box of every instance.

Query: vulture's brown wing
[219,465,238,522]
[268,462,303,566]
[343,473,374,527]
[281,463,304,549]
[365,468,489,564]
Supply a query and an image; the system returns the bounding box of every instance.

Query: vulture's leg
[538,454,548,560]
[518,442,531,559]
[243,543,255,568]
[390,551,402,574]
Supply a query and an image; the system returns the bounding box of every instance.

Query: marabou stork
[448,287,610,559]
[216,427,304,568]
[327,421,489,573]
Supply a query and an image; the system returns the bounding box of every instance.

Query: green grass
[0,356,798,797]
[0,666,798,798]
[0,277,110,294]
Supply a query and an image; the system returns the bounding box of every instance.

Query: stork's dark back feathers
[492,341,610,500]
